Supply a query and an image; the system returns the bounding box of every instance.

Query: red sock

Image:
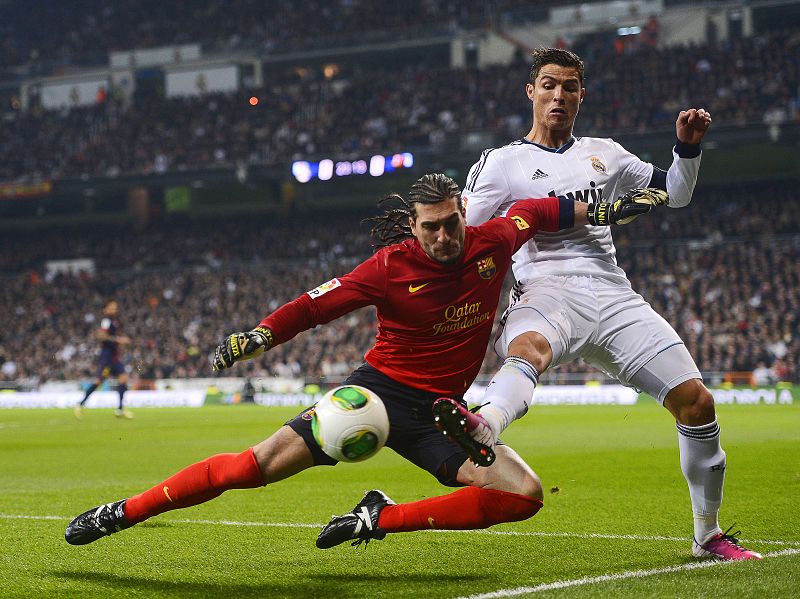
[377,486,542,532]
[124,448,264,524]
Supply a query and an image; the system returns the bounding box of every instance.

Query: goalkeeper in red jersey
[65,173,662,548]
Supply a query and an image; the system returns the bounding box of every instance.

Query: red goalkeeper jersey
[260,197,571,395]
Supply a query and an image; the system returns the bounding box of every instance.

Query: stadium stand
[0,1,496,72]
[1,182,798,386]
[2,27,797,183]
[2,0,707,73]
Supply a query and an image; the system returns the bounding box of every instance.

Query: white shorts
[495,275,701,403]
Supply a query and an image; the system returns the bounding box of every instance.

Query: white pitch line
[2,514,799,547]
[433,529,800,547]
[0,514,64,521]
[0,514,322,528]
[454,548,800,599]
[167,518,320,528]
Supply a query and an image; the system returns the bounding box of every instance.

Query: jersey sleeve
[614,140,654,190]
[463,150,511,226]
[259,254,385,346]
[479,196,572,254]
[664,141,702,208]
[615,139,700,208]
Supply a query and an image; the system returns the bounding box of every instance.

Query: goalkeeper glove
[586,188,670,226]
[212,327,274,371]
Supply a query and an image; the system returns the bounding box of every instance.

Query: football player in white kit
[451,48,760,560]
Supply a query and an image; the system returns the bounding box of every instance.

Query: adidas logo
[530,169,549,180]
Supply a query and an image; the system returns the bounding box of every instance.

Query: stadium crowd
[0,1,528,73]
[1,0,660,74]
[2,27,798,183]
[0,211,373,275]
[1,182,798,386]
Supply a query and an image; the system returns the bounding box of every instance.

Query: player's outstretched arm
[584,188,669,226]
[212,326,274,371]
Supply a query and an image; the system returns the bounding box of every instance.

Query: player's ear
[579,88,585,103]
[525,83,535,101]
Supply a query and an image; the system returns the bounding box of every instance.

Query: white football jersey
[464,136,654,281]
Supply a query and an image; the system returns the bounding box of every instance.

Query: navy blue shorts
[96,351,125,378]
[287,363,470,487]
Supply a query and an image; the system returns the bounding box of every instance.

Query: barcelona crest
[477,256,496,280]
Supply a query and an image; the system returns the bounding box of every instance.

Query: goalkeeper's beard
[426,241,463,264]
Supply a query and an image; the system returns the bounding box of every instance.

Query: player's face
[410,197,466,265]
[526,64,584,132]
[104,301,118,316]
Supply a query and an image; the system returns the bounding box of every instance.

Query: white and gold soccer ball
[311,385,390,462]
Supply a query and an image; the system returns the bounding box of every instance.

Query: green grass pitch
[1,401,798,598]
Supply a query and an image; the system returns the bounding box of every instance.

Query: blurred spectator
[752,362,775,385]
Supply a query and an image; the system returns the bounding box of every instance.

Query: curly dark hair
[529,47,585,85]
[365,173,461,249]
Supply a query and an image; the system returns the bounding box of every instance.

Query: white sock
[676,420,725,543]
[480,356,539,438]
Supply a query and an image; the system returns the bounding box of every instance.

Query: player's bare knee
[486,468,542,501]
[665,379,716,425]
[690,387,716,423]
[518,470,544,502]
[461,447,543,500]
[508,332,552,373]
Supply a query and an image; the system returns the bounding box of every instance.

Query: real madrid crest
[477,256,496,280]
[590,156,607,174]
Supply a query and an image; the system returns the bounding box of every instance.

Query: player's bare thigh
[456,445,543,500]
[252,425,315,483]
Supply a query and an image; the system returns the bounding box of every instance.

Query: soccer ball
[311,385,390,462]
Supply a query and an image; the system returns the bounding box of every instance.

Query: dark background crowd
[1,181,798,386]
[0,0,520,75]
[0,0,705,76]
[1,26,797,183]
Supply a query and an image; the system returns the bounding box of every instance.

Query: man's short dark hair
[529,48,585,86]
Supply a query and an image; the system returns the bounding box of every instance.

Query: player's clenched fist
[212,327,274,371]
[676,108,712,144]
[587,188,669,226]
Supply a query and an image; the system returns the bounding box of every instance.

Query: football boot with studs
[316,490,394,549]
[432,397,496,467]
[65,499,133,545]
[693,525,762,560]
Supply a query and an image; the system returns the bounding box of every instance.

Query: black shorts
[96,350,124,378]
[287,363,469,487]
